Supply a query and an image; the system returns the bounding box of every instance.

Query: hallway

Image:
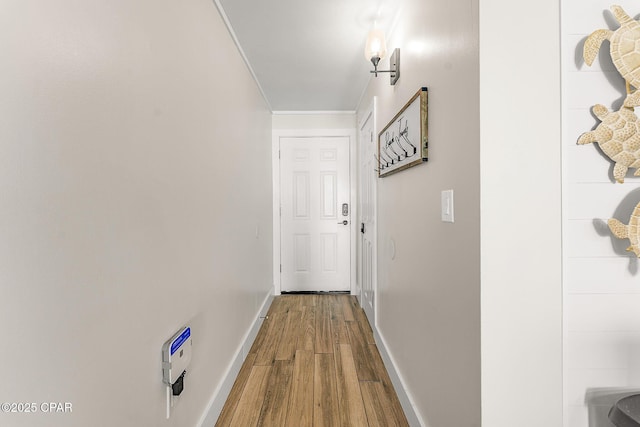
[215,294,409,426]
[0,0,564,425]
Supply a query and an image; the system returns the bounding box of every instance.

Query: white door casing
[358,100,377,323]
[279,136,351,292]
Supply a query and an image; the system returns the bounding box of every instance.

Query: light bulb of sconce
[364,29,387,62]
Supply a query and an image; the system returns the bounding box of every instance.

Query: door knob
[338,220,348,225]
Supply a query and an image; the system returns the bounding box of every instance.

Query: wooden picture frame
[377,87,428,177]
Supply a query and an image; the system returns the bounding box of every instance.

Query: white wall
[0,1,272,426]
[562,1,640,426]
[480,0,563,426]
[356,0,481,425]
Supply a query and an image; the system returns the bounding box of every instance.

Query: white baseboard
[373,327,425,427]
[197,290,274,427]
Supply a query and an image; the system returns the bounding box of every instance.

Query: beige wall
[358,0,564,423]
[272,112,356,130]
[0,1,272,426]
[357,0,481,425]
[480,0,562,426]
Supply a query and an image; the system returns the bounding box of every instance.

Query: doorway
[279,136,350,292]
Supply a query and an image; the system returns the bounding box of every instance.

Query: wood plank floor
[215,294,409,427]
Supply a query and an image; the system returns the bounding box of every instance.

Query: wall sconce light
[364,29,400,85]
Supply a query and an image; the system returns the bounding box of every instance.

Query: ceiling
[216,0,399,112]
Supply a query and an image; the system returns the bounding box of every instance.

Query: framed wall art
[377,87,428,177]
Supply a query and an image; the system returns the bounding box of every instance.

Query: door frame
[272,128,357,295]
[357,98,377,325]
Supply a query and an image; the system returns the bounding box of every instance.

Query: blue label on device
[171,328,190,356]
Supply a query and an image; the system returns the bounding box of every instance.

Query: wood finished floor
[215,294,409,427]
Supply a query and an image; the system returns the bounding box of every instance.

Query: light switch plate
[441,190,454,223]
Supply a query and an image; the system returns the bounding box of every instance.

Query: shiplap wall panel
[566,295,640,331]
[565,146,618,183]
[563,1,640,426]
[564,71,626,109]
[565,258,640,293]
[565,183,640,218]
[566,405,588,427]
[564,220,618,257]
[566,332,640,369]
[564,1,640,34]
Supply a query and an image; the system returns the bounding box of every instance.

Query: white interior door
[280,136,351,292]
[359,106,376,322]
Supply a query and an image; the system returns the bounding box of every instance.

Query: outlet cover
[441,190,454,223]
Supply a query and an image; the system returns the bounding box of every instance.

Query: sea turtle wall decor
[578,104,640,183]
[584,5,640,107]
[609,202,640,257]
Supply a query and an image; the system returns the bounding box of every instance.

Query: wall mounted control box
[162,326,192,394]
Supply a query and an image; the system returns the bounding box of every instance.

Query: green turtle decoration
[584,5,640,107]
[578,104,640,183]
[609,202,640,257]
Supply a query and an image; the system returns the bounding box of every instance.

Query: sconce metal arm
[368,48,400,85]
[370,56,393,77]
